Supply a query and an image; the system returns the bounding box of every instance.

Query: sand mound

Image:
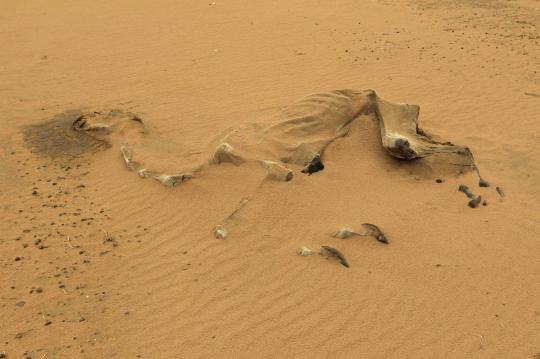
[24,89,483,186]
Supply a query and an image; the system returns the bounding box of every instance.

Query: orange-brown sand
[1,1,539,358]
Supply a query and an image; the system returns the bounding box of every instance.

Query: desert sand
[1,0,539,358]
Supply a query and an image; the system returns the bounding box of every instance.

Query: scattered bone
[213,225,228,239]
[361,223,389,244]
[468,196,482,208]
[213,198,250,239]
[496,186,505,198]
[320,246,350,268]
[120,145,138,171]
[152,173,193,187]
[301,154,324,175]
[259,160,293,181]
[297,246,314,256]
[74,120,111,133]
[212,143,245,165]
[137,168,151,178]
[120,145,193,187]
[332,227,365,239]
[224,198,250,223]
[458,184,476,199]
[72,110,142,133]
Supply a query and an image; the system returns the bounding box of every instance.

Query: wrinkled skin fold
[25,89,483,187]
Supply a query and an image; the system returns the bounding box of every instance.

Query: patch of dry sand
[1,0,539,358]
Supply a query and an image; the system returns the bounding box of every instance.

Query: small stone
[435,178,444,183]
[15,301,25,307]
[44,320,52,326]
[35,287,43,293]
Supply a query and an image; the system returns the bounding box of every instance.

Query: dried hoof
[468,195,482,208]
[301,154,324,175]
[478,178,490,187]
[320,246,349,268]
[361,223,389,244]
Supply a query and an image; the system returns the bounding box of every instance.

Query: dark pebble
[435,178,444,183]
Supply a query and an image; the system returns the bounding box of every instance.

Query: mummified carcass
[30,89,486,186]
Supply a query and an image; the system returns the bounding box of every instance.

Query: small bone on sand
[297,246,314,256]
[213,225,228,239]
[332,227,366,239]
